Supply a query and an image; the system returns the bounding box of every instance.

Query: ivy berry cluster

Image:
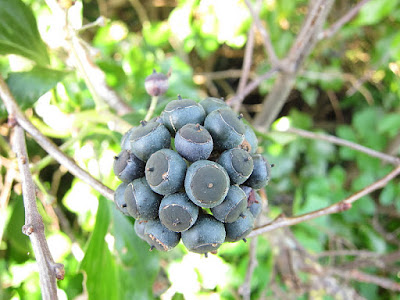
[113,72,272,256]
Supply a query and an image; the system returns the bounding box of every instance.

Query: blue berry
[247,189,262,219]
[145,149,187,195]
[129,120,171,161]
[161,96,206,133]
[124,177,162,221]
[240,124,258,154]
[159,193,199,232]
[181,214,226,255]
[185,160,230,208]
[217,148,253,184]
[175,124,213,162]
[244,154,271,189]
[211,185,247,223]
[204,108,245,150]
[199,97,228,114]
[113,149,145,183]
[144,219,181,251]
[225,209,254,242]
[114,182,129,215]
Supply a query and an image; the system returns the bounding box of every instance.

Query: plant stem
[12,125,63,300]
[0,75,114,201]
[248,164,400,237]
[144,96,159,121]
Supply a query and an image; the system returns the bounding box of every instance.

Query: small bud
[145,70,169,96]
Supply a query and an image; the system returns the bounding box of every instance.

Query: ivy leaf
[0,0,49,65]
[0,67,67,118]
[80,197,119,300]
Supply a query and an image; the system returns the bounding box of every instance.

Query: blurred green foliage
[0,0,399,299]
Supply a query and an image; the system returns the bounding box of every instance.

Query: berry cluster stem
[144,96,159,122]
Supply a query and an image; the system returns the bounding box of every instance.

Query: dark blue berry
[211,185,247,223]
[114,182,129,215]
[175,124,213,162]
[144,219,181,251]
[129,121,171,161]
[134,220,147,240]
[204,108,245,150]
[199,97,228,114]
[113,149,145,183]
[217,148,253,184]
[145,149,187,195]
[124,177,162,221]
[240,124,258,154]
[185,160,230,208]
[159,193,199,232]
[181,214,226,254]
[161,96,206,133]
[247,189,262,219]
[225,209,254,242]
[244,154,271,189]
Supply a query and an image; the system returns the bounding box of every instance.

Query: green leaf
[379,182,396,206]
[143,21,171,47]
[353,0,398,26]
[112,206,160,300]
[4,195,31,263]
[0,0,49,65]
[9,67,66,104]
[377,113,400,137]
[80,197,118,300]
[0,67,67,118]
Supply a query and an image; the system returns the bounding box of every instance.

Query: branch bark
[12,125,63,300]
[318,0,372,40]
[280,127,400,166]
[244,0,278,66]
[248,164,400,237]
[253,0,334,130]
[0,75,114,201]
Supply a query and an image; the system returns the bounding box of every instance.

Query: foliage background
[0,0,400,299]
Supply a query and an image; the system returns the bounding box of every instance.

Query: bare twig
[0,75,114,201]
[253,0,334,130]
[226,67,278,108]
[314,249,381,258]
[12,126,63,300]
[318,0,372,40]
[239,238,259,300]
[45,0,133,116]
[244,0,279,66]
[279,127,400,166]
[128,0,149,25]
[328,268,400,292]
[248,164,400,237]
[232,24,256,112]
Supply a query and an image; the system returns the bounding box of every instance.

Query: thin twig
[328,268,400,292]
[318,0,372,40]
[314,249,381,258]
[253,0,334,130]
[128,0,149,25]
[226,67,278,107]
[279,127,400,166]
[12,126,64,300]
[244,0,279,66]
[248,164,400,237]
[0,75,114,201]
[239,237,259,300]
[233,24,256,112]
